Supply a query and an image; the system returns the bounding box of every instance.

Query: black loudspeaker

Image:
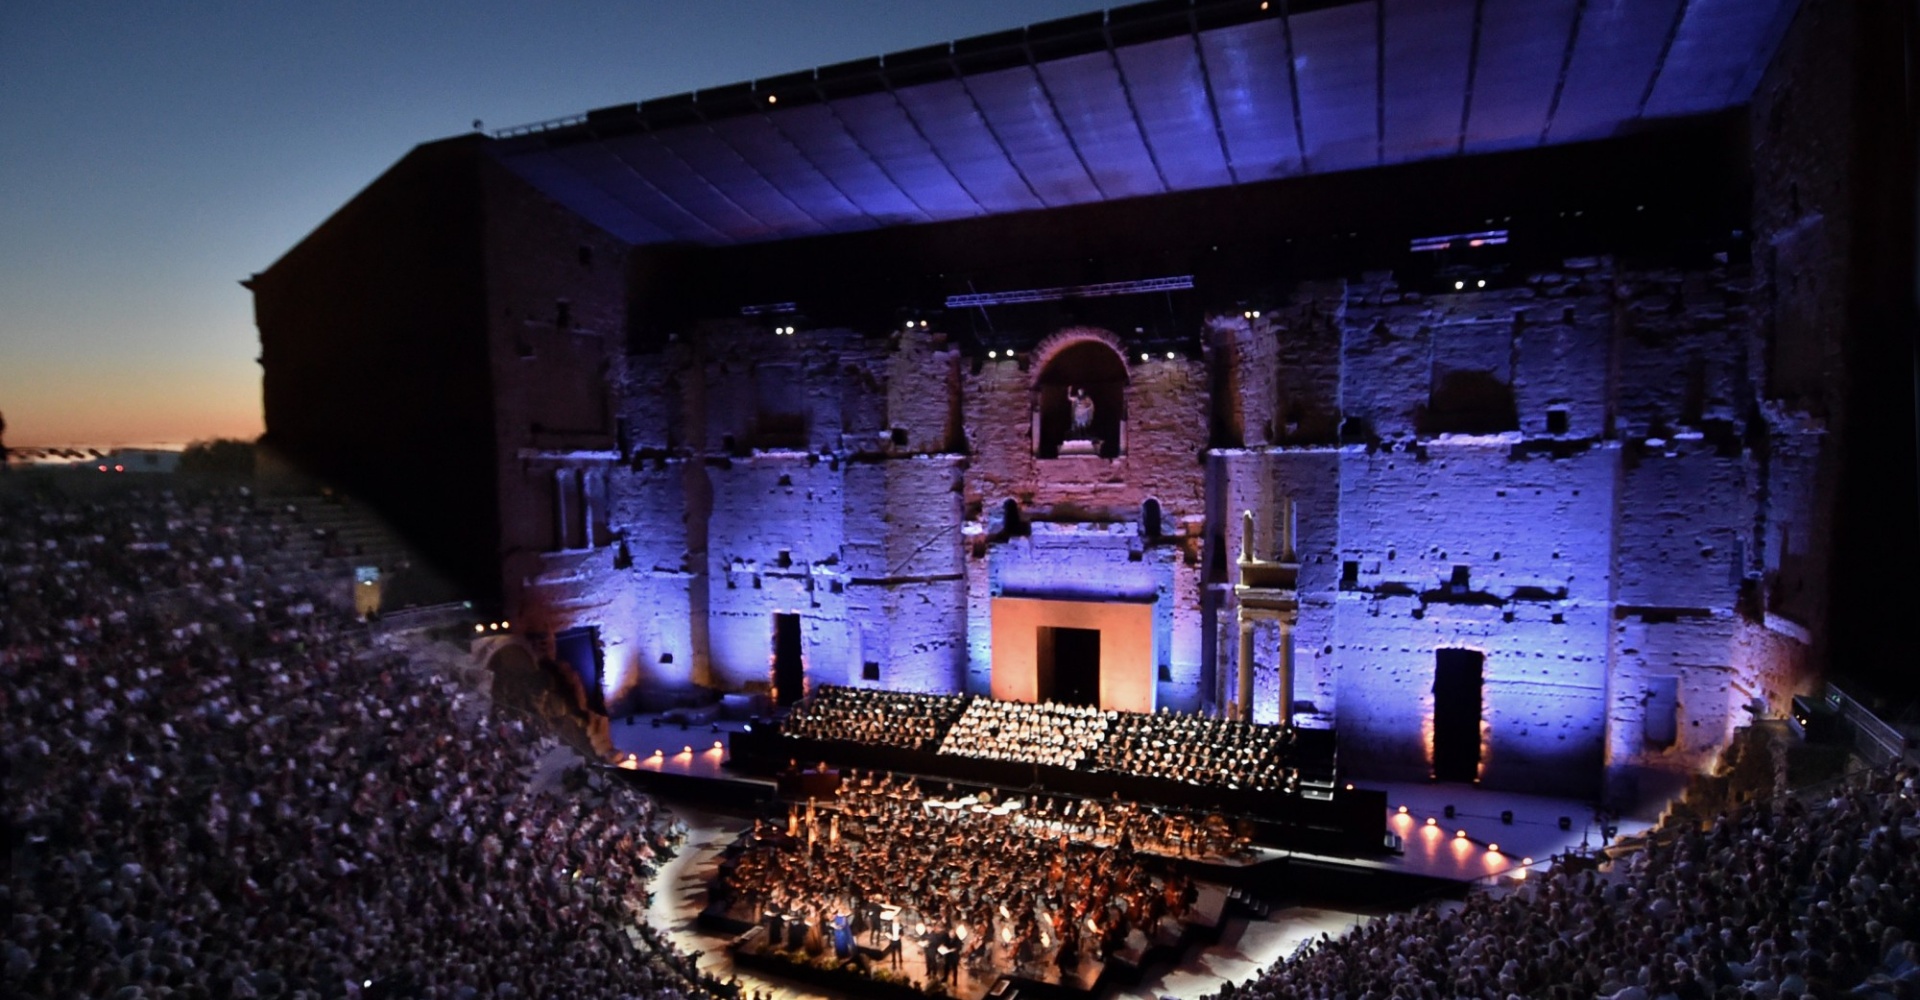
[1444,804,1456,819]
[1558,816,1572,831]
[1501,810,1514,825]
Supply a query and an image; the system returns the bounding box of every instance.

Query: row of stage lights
[1394,804,1533,865]
[618,742,725,768]
[770,320,934,336]
[473,620,511,633]
[983,348,1181,361]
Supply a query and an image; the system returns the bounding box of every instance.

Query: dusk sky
[0,1,1110,448]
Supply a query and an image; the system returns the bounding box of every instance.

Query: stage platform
[626,774,1642,1000]
[607,711,1644,888]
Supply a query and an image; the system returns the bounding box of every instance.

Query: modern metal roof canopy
[490,0,1797,248]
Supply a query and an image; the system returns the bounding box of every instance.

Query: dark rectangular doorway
[1038,626,1100,707]
[1432,648,1484,782]
[555,626,605,715]
[773,613,804,707]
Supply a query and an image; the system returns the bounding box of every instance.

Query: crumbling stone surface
[495,250,1820,803]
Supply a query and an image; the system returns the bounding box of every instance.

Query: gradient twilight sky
[0,1,1110,448]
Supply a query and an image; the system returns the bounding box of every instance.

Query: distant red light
[114,465,125,472]
[98,465,108,472]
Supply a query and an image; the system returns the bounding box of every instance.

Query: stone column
[1237,613,1255,724]
[1276,614,1295,727]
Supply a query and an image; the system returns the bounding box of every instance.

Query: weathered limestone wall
[704,455,850,692]
[886,327,964,454]
[1266,449,1343,718]
[843,456,968,694]
[1613,264,1749,436]
[961,338,1208,516]
[483,195,1819,803]
[1341,268,1619,440]
[478,159,649,711]
[1206,314,1280,448]
[1331,440,1616,795]
[566,322,970,703]
[960,329,1211,706]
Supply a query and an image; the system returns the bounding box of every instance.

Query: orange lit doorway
[1038,626,1100,706]
[773,614,804,707]
[1432,648,1483,782]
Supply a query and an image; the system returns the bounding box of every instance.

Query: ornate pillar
[1237,614,1255,724]
[1276,613,1296,726]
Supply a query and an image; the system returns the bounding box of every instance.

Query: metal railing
[493,113,589,139]
[1826,683,1911,766]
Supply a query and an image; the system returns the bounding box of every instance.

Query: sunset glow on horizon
[0,0,1109,450]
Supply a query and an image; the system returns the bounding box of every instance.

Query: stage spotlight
[988,350,998,359]
[712,741,723,751]
[1501,810,1514,825]
[1454,280,1465,290]
[1397,805,1408,815]
[1455,829,1468,839]
[1444,804,1456,819]
[1522,857,1533,865]
[1425,817,1436,827]
[474,624,485,633]
[1141,352,1150,362]
[767,94,777,104]
[1476,279,1487,288]
[1558,816,1572,831]
[1487,843,1499,854]
[681,745,693,754]
[1165,351,1175,359]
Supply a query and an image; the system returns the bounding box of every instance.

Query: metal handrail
[493,113,589,139]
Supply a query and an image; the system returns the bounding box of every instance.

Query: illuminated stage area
[608,715,1660,1000]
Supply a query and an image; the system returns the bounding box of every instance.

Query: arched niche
[1031,328,1129,459]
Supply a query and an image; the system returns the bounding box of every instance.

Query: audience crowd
[3,481,727,1000]
[715,769,1199,988]
[780,685,962,751]
[1208,762,1920,1000]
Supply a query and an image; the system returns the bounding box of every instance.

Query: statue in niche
[1069,386,1096,438]
[1057,386,1102,456]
